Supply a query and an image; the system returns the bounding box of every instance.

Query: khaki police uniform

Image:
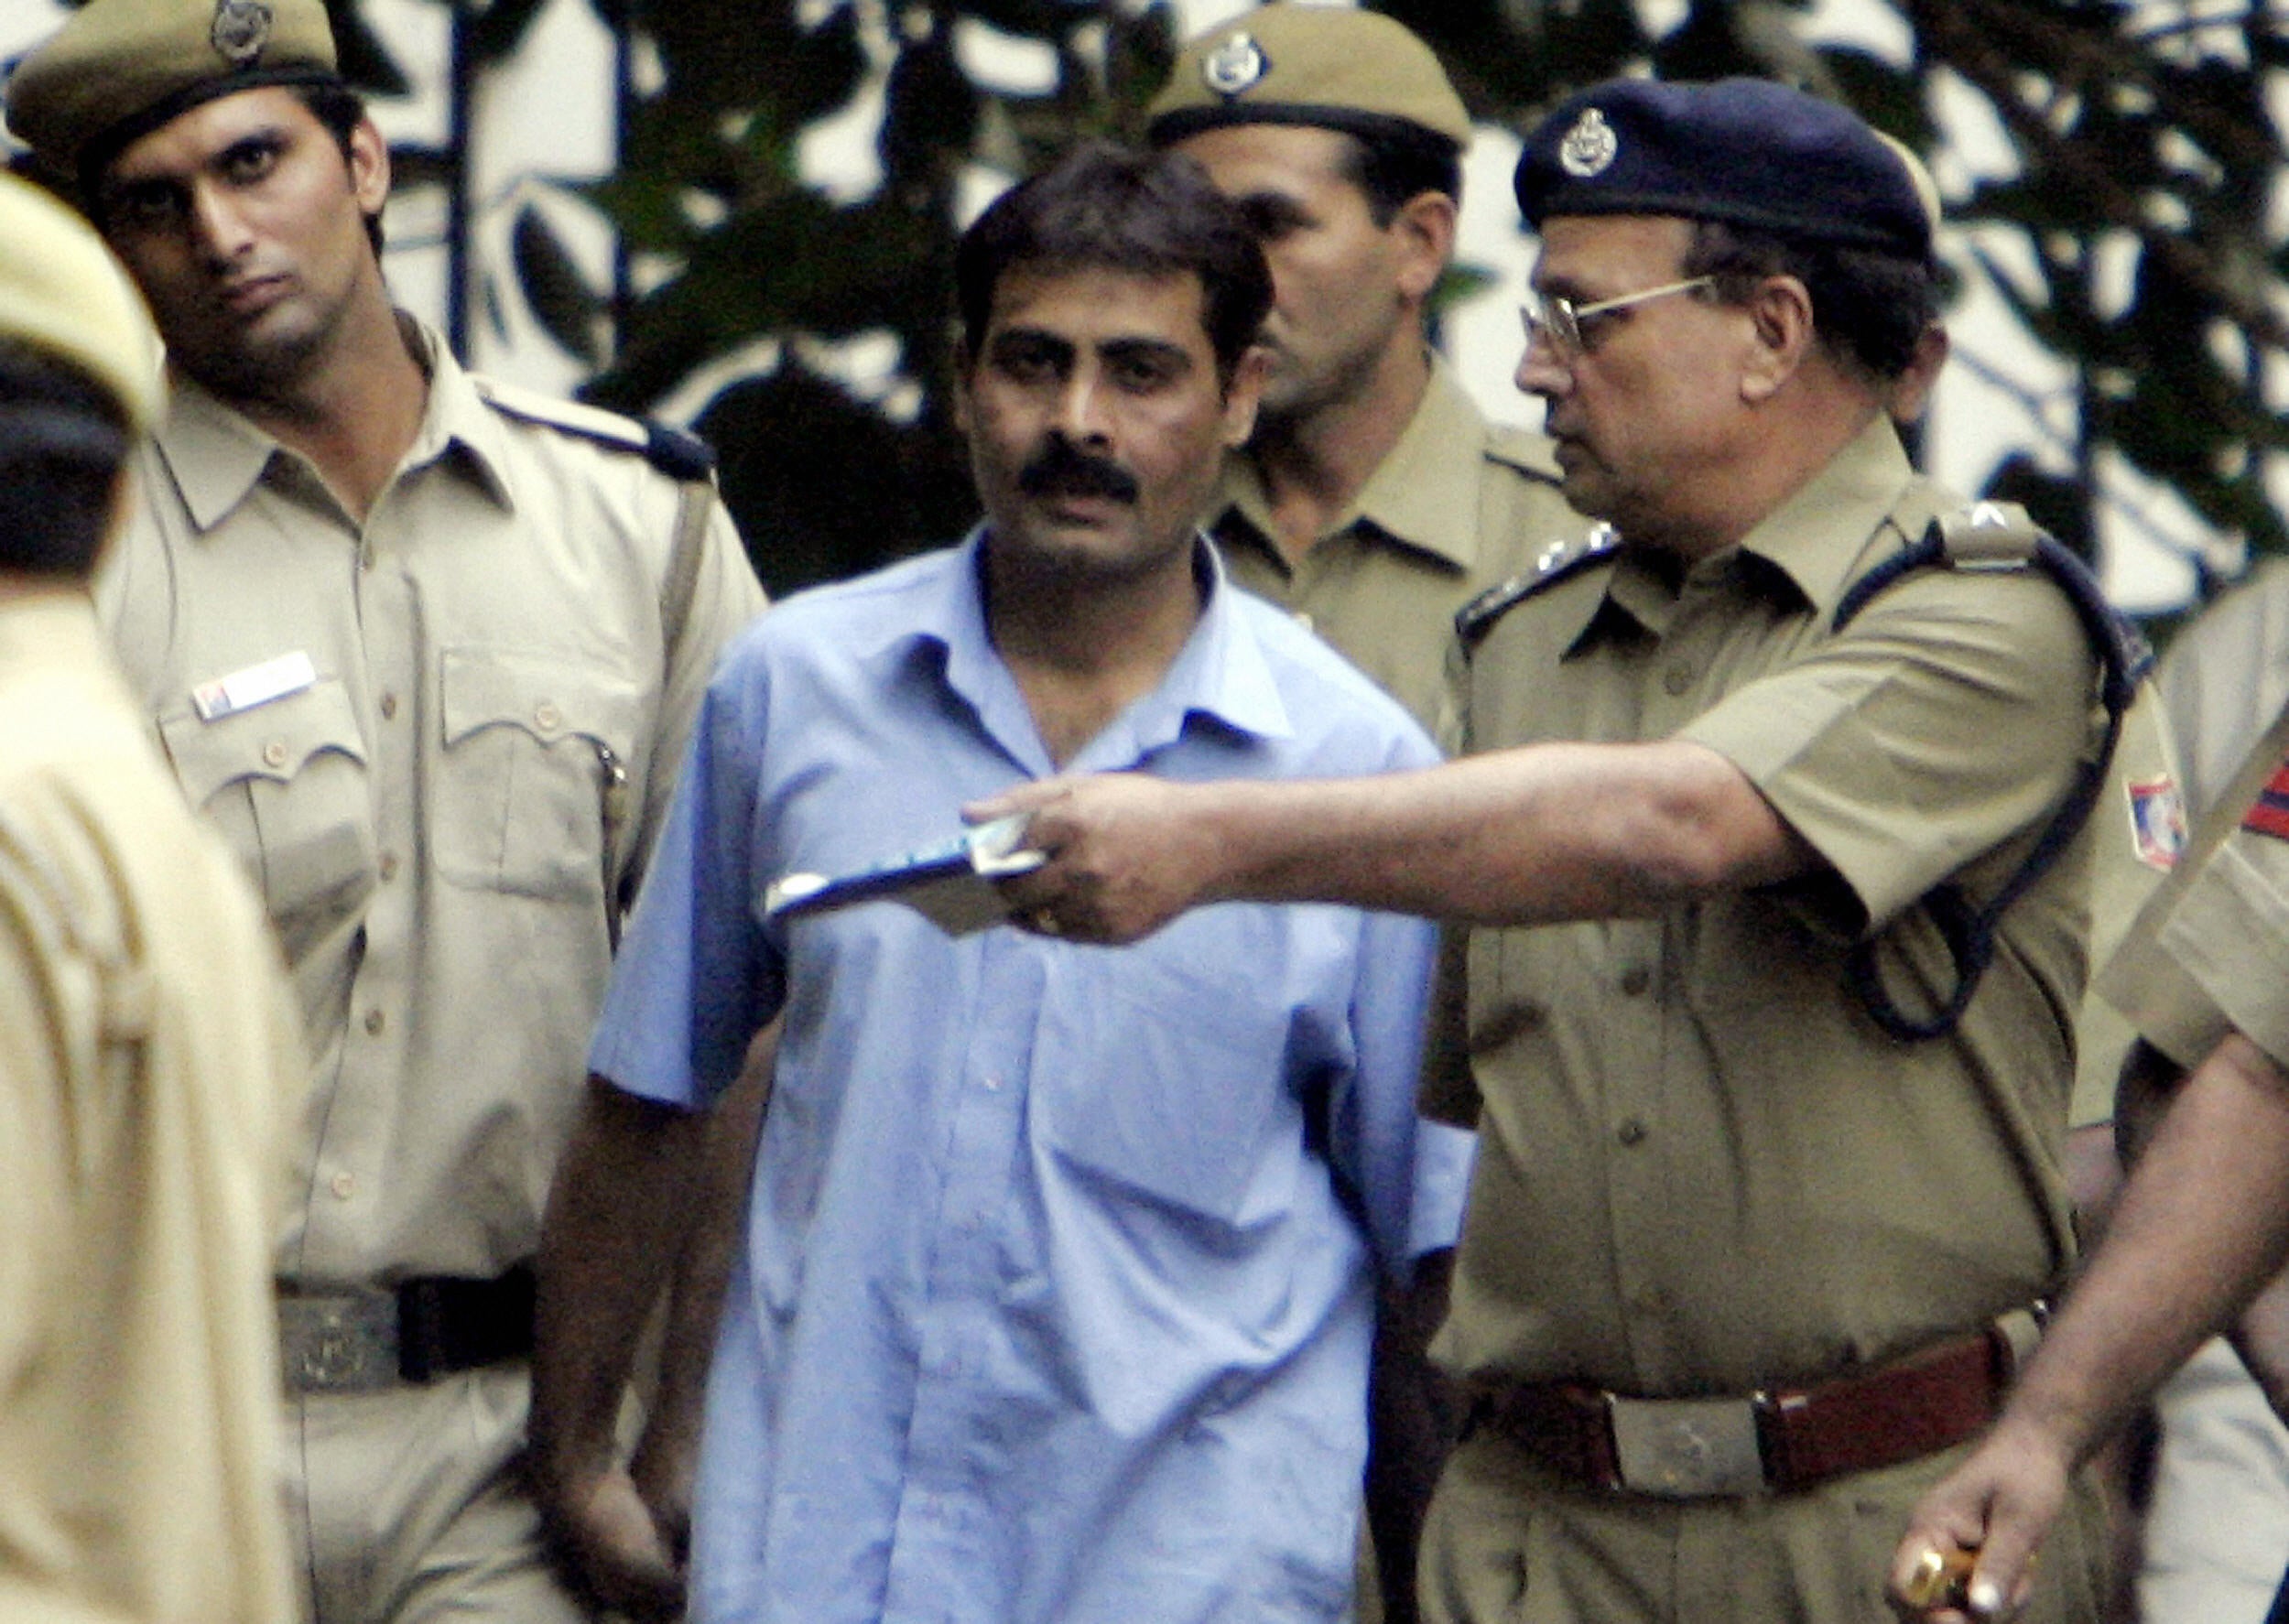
[2110,568,2289,1624]
[1210,358,1578,742]
[97,318,766,1623]
[1419,417,2115,1624]
[0,596,303,1624]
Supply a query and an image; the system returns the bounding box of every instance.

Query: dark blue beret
[1513,78,1933,259]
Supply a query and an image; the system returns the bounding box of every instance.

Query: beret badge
[1558,107,1617,179]
[211,0,276,65]
[1201,32,1267,98]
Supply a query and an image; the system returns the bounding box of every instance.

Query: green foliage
[349,0,2288,611]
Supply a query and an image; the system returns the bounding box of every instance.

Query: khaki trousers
[287,1364,592,1624]
[1419,1427,2111,1624]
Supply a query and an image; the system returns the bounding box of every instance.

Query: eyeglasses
[1519,276,1717,360]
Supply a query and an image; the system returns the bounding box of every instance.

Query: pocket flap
[440,647,639,754]
[159,677,367,810]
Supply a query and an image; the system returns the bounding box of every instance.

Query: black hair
[1682,218,1938,383]
[298,81,385,257]
[1331,122,1461,227]
[0,341,132,579]
[954,142,1273,387]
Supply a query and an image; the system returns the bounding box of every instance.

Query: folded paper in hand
[764,815,1047,936]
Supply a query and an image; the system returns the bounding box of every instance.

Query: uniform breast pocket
[158,678,374,937]
[1035,937,1300,1229]
[435,648,641,902]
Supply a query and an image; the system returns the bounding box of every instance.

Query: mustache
[1016,435,1139,505]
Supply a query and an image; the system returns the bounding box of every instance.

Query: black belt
[277,1262,536,1394]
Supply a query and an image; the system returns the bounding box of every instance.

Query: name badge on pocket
[192,650,317,721]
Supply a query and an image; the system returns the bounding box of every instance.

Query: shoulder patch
[1483,421,1562,482]
[470,375,716,481]
[1455,522,1618,646]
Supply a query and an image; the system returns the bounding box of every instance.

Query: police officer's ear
[1389,189,1456,306]
[347,114,390,222]
[1737,274,1817,404]
[1218,342,1270,448]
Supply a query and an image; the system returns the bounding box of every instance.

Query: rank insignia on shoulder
[1933,500,2043,568]
[1455,523,1619,645]
[472,376,716,482]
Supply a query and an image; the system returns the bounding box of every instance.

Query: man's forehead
[1171,121,1353,192]
[107,84,310,178]
[984,264,1212,348]
[1532,212,1692,276]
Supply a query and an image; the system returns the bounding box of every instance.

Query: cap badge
[211,0,274,66]
[1558,107,1618,179]
[1202,32,1267,98]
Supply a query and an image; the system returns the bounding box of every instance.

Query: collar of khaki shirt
[148,315,519,534]
[1213,354,1545,578]
[1568,413,1919,656]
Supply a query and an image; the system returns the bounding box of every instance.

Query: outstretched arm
[1889,1030,2289,1619]
[976,739,1814,943]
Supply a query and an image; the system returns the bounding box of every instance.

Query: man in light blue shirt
[531,144,1473,1624]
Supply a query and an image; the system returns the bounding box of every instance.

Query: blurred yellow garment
[0,594,300,1624]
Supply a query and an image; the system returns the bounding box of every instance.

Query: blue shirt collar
[873,526,1296,774]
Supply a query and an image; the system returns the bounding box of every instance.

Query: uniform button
[363,1008,385,1036]
[1619,964,1651,996]
[1663,663,1694,696]
[1617,1117,1648,1146]
[534,702,562,731]
[379,691,398,720]
[263,739,288,768]
[378,850,399,882]
[330,1171,356,1199]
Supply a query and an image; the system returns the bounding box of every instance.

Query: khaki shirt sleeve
[2101,819,2289,1073]
[1681,563,2098,934]
[2069,682,2185,1126]
[0,848,71,1406]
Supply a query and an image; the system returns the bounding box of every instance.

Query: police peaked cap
[1147,4,1471,154]
[6,0,341,180]
[1514,77,1934,259]
[0,171,164,429]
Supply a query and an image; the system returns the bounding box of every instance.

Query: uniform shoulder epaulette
[1455,523,1620,646]
[470,375,716,482]
[1482,420,1563,482]
[1932,500,2045,567]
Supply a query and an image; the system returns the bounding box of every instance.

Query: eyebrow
[108,122,291,190]
[1231,189,1313,232]
[1095,336,1194,369]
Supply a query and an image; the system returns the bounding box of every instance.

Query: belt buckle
[1607,1394,1769,1497]
[277,1291,399,1394]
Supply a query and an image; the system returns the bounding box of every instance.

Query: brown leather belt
[277,1263,537,1395]
[1463,1307,2045,1499]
